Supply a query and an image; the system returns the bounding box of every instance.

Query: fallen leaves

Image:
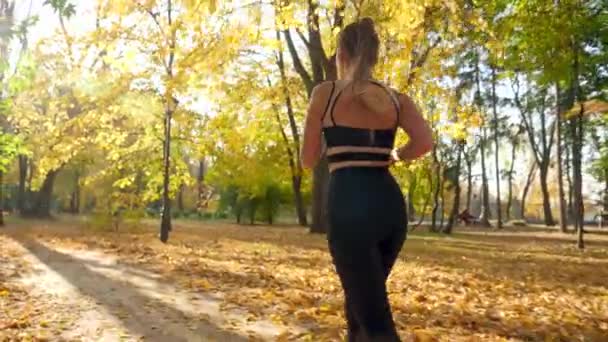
[0,236,76,341]
[3,222,608,341]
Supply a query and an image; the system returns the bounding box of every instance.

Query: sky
[10,1,603,210]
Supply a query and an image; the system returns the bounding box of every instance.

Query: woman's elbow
[420,136,434,155]
[414,135,433,157]
[300,152,317,170]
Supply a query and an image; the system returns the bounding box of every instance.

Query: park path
[1,232,289,342]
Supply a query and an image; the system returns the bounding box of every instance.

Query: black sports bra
[321,80,401,168]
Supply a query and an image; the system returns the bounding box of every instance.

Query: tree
[106,0,242,242]
[555,83,568,232]
[274,0,344,233]
[504,124,524,221]
[0,133,20,226]
[512,76,557,226]
[473,50,492,227]
[272,25,307,226]
[489,64,503,228]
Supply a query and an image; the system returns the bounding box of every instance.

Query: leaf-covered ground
[1,219,608,341]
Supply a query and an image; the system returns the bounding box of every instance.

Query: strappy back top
[321,80,401,171]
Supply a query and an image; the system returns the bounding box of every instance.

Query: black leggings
[327,167,407,341]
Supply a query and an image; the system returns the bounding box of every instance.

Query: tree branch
[283,29,313,95]
[513,80,542,165]
[295,28,311,49]
[407,36,442,85]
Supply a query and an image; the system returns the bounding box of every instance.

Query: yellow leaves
[108,0,138,15]
[410,329,437,342]
[192,278,214,290]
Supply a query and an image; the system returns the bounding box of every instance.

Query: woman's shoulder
[312,80,336,94]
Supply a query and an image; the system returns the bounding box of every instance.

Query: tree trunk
[506,140,517,221]
[69,188,78,214]
[573,113,584,247]
[177,183,184,213]
[431,145,441,232]
[444,144,463,233]
[17,155,27,214]
[491,66,502,228]
[415,188,432,228]
[604,170,608,213]
[521,162,537,220]
[159,107,173,243]
[280,1,344,234]
[159,0,176,243]
[439,178,446,230]
[197,158,205,210]
[565,139,574,223]
[29,170,58,218]
[69,171,80,214]
[0,170,4,226]
[273,29,308,227]
[479,128,492,226]
[573,111,584,247]
[539,164,556,226]
[407,173,417,221]
[465,154,473,211]
[571,42,584,248]
[555,83,568,232]
[292,175,307,226]
[474,52,491,227]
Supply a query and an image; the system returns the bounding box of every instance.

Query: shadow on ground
[10,234,249,342]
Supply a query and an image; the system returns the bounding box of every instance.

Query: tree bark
[573,112,584,248]
[408,175,417,221]
[565,138,574,223]
[69,185,79,214]
[177,183,184,213]
[431,144,441,232]
[439,177,446,230]
[604,170,608,213]
[555,83,568,232]
[159,0,176,243]
[475,54,491,227]
[17,155,27,214]
[506,139,517,221]
[514,78,556,226]
[0,170,4,226]
[280,2,344,234]
[70,170,80,214]
[160,106,173,243]
[572,107,585,246]
[197,158,205,210]
[539,163,554,227]
[521,162,537,221]
[29,170,58,218]
[273,31,308,226]
[491,65,502,228]
[444,144,463,233]
[479,127,492,226]
[465,151,473,211]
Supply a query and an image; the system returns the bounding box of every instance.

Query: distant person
[458,208,476,225]
[300,18,433,342]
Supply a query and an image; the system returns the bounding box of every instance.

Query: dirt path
[1,233,289,341]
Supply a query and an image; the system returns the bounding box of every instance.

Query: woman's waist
[330,165,397,185]
[328,167,404,203]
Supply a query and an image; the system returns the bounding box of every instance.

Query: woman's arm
[301,82,332,169]
[394,93,433,161]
